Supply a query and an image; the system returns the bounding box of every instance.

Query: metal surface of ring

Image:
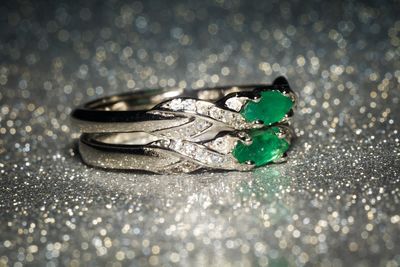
[71,76,297,173]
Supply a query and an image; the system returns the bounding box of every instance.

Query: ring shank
[79,136,183,173]
[71,85,268,133]
[84,85,258,111]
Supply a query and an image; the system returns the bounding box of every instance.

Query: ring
[71,76,296,173]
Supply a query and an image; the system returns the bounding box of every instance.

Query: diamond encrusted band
[71,76,296,173]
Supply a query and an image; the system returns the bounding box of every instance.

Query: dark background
[0,0,399,266]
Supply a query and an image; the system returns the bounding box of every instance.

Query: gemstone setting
[240,90,293,125]
[232,127,289,167]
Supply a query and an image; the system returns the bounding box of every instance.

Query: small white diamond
[183,143,196,155]
[194,147,206,161]
[213,154,224,163]
[209,107,223,120]
[231,117,246,129]
[221,111,234,123]
[169,99,183,110]
[225,97,248,112]
[210,139,227,153]
[196,101,211,114]
[205,135,237,154]
[206,153,222,164]
[181,99,196,111]
[158,139,170,147]
[228,114,245,127]
[170,140,183,150]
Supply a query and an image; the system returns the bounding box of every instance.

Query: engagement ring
[71,76,296,173]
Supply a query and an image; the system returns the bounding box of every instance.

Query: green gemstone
[232,127,289,167]
[240,90,293,125]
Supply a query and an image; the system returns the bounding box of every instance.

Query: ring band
[71,76,296,173]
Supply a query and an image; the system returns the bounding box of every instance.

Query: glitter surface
[1,0,400,266]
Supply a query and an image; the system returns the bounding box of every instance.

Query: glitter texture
[0,0,399,266]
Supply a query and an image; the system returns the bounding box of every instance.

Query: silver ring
[71,76,296,173]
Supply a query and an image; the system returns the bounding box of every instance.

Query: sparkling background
[1,0,400,266]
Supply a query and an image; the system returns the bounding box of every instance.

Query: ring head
[232,127,290,167]
[239,90,294,126]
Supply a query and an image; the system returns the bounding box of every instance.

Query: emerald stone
[240,90,293,125]
[232,127,289,167]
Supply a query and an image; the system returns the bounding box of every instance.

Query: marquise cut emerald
[232,127,289,167]
[240,90,293,125]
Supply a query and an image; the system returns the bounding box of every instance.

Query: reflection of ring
[71,76,296,173]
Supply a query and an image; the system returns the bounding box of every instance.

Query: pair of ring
[71,76,296,173]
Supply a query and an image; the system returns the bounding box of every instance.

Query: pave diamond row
[204,135,239,154]
[160,98,259,130]
[152,138,247,170]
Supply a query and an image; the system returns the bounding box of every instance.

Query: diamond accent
[181,99,196,111]
[162,98,197,112]
[167,140,227,166]
[205,135,238,154]
[158,98,261,132]
[195,101,213,114]
[168,99,183,110]
[225,97,248,112]
[152,137,253,171]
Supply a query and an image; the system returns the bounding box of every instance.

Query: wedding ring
[71,76,296,173]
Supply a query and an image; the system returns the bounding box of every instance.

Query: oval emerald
[240,90,293,125]
[232,127,289,167]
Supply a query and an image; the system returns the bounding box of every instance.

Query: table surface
[0,0,399,266]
